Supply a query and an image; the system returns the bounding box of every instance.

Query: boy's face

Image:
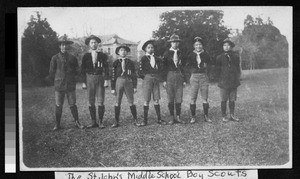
[145,44,154,54]
[59,43,68,53]
[194,41,203,52]
[118,48,127,57]
[89,39,98,50]
[171,41,179,49]
[223,42,231,52]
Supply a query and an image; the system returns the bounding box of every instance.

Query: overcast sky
[18,7,292,46]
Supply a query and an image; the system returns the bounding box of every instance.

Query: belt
[169,70,181,73]
[87,72,102,75]
[146,73,159,77]
[192,72,205,74]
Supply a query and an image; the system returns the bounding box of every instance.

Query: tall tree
[152,10,231,62]
[22,12,59,86]
[233,15,288,70]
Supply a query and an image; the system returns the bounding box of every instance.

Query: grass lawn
[21,68,289,168]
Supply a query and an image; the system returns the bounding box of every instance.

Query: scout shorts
[55,90,76,107]
[115,77,134,105]
[143,74,160,102]
[190,73,209,102]
[220,87,237,101]
[86,74,105,106]
[166,71,184,103]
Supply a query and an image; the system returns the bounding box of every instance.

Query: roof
[99,34,138,46]
[69,34,138,46]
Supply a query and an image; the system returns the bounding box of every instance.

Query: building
[98,34,139,61]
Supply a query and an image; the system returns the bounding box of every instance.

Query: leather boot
[221,101,229,122]
[87,105,98,128]
[168,102,175,125]
[130,105,139,126]
[53,105,62,131]
[140,105,148,126]
[203,103,212,122]
[155,104,166,125]
[70,105,85,129]
[229,101,239,121]
[190,104,196,124]
[98,106,105,129]
[175,103,186,124]
[112,106,120,128]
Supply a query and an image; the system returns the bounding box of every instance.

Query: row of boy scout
[48,34,241,131]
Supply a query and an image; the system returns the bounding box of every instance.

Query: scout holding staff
[138,40,167,126]
[48,35,85,131]
[215,38,241,122]
[162,34,188,124]
[111,44,138,128]
[187,37,212,123]
[81,35,109,129]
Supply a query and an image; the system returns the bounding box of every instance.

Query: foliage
[22,12,59,86]
[232,15,288,70]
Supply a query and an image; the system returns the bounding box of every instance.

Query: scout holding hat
[215,38,241,122]
[48,34,85,130]
[111,44,138,128]
[138,40,167,126]
[162,34,188,125]
[81,35,109,129]
[186,37,212,124]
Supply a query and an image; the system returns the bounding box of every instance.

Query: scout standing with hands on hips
[81,35,109,129]
[111,44,138,128]
[215,38,241,122]
[162,34,188,125]
[187,37,212,124]
[48,35,85,131]
[138,40,167,126]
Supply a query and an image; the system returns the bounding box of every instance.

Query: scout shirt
[215,50,241,89]
[49,52,80,92]
[81,51,109,83]
[138,53,163,80]
[162,48,188,82]
[111,58,137,90]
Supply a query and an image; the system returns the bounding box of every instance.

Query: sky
[18,7,292,47]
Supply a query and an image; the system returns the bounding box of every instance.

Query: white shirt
[146,53,156,69]
[170,48,179,67]
[194,50,204,67]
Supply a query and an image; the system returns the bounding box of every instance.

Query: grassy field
[21,68,289,168]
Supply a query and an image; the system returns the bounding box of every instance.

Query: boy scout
[187,37,212,123]
[81,35,109,129]
[48,35,85,131]
[162,34,188,125]
[111,44,138,128]
[215,38,241,122]
[138,40,167,126]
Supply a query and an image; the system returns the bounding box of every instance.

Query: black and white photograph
[18,6,292,170]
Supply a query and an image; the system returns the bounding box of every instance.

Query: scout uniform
[138,40,167,126]
[48,35,84,130]
[162,34,188,124]
[81,35,109,128]
[215,38,241,122]
[111,44,138,128]
[187,37,212,123]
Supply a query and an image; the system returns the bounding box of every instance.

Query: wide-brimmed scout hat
[57,35,73,45]
[115,44,130,55]
[142,40,155,51]
[168,34,181,42]
[85,35,101,46]
[222,38,235,48]
[193,36,205,45]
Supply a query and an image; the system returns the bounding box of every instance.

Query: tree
[152,10,231,62]
[233,15,288,70]
[22,12,59,86]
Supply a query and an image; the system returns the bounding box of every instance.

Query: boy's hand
[183,82,186,87]
[111,90,116,95]
[163,82,167,88]
[104,80,109,88]
[134,88,137,93]
[82,83,87,89]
